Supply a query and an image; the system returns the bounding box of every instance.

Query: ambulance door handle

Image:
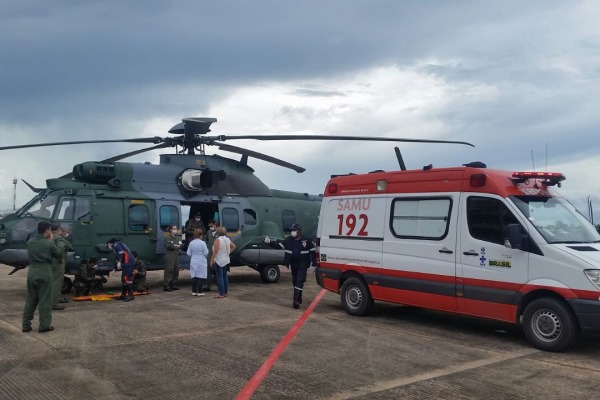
[463,250,478,256]
[439,248,453,254]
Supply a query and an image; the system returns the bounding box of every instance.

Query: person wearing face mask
[264,223,316,309]
[184,212,206,250]
[163,225,182,292]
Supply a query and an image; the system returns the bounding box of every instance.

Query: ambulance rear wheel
[341,277,374,316]
[522,297,578,352]
[260,265,280,283]
[62,276,73,294]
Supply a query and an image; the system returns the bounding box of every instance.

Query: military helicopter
[0,117,473,292]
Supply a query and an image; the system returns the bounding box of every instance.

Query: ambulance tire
[522,297,578,352]
[340,277,374,316]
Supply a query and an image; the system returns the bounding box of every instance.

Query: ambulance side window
[390,197,452,239]
[467,197,519,245]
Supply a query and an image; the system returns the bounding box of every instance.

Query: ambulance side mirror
[503,224,525,250]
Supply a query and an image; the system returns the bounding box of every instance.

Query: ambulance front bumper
[567,299,600,332]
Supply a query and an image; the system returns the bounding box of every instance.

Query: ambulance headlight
[584,269,600,290]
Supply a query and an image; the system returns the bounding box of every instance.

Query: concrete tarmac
[2,265,600,399]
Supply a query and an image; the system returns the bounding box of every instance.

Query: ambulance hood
[553,243,600,267]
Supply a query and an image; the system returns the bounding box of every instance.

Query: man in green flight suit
[51,224,73,310]
[23,221,61,333]
[163,225,182,291]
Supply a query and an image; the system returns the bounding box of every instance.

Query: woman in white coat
[186,229,209,296]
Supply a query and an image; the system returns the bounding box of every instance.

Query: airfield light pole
[12,178,17,210]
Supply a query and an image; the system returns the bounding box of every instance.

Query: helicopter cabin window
[244,209,257,225]
[282,210,296,230]
[128,205,149,231]
[160,206,180,232]
[56,197,92,221]
[221,208,239,232]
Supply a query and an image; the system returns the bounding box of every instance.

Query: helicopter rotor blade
[0,137,164,151]
[211,134,475,147]
[216,143,306,173]
[58,143,172,179]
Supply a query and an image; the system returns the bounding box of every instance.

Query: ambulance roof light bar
[511,171,566,186]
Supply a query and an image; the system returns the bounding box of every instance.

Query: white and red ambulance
[315,163,600,351]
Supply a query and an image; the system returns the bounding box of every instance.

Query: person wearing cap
[107,238,136,301]
[265,223,316,309]
[22,221,61,333]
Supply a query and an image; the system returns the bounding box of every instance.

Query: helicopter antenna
[12,178,17,210]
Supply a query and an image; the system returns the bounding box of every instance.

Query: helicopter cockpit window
[128,205,149,231]
[74,197,91,221]
[244,209,257,225]
[282,210,296,230]
[57,198,75,220]
[160,206,180,232]
[221,208,239,232]
[26,193,59,218]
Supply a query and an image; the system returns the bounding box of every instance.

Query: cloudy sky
[0,1,599,221]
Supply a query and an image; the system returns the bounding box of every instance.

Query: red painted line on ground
[236,288,328,400]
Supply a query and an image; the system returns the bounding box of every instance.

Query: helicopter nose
[0,249,29,268]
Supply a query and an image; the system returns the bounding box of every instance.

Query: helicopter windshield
[18,192,60,219]
[510,195,600,244]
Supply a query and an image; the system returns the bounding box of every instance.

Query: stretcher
[72,290,150,301]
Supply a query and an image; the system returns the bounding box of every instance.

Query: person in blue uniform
[107,238,136,302]
[265,223,316,309]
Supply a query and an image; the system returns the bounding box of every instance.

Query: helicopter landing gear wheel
[62,276,73,294]
[260,265,280,283]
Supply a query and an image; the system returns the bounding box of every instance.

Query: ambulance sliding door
[381,195,459,312]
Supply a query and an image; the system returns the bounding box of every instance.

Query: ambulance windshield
[511,196,600,244]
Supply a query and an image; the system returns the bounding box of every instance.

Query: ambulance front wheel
[522,297,578,352]
[341,277,374,316]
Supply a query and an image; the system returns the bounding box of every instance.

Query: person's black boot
[293,288,300,309]
[297,290,303,305]
[118,285,127,300]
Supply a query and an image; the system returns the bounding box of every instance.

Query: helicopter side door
[155,200,181,256]
[219,200,241,239]
[123,199,156,261]
[54,195,93,271]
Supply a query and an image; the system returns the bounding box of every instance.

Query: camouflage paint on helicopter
[0,153,321,289]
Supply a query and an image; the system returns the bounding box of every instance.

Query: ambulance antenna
[394,147,407,171]
[530,150,536,171]
[545,141,548,172]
